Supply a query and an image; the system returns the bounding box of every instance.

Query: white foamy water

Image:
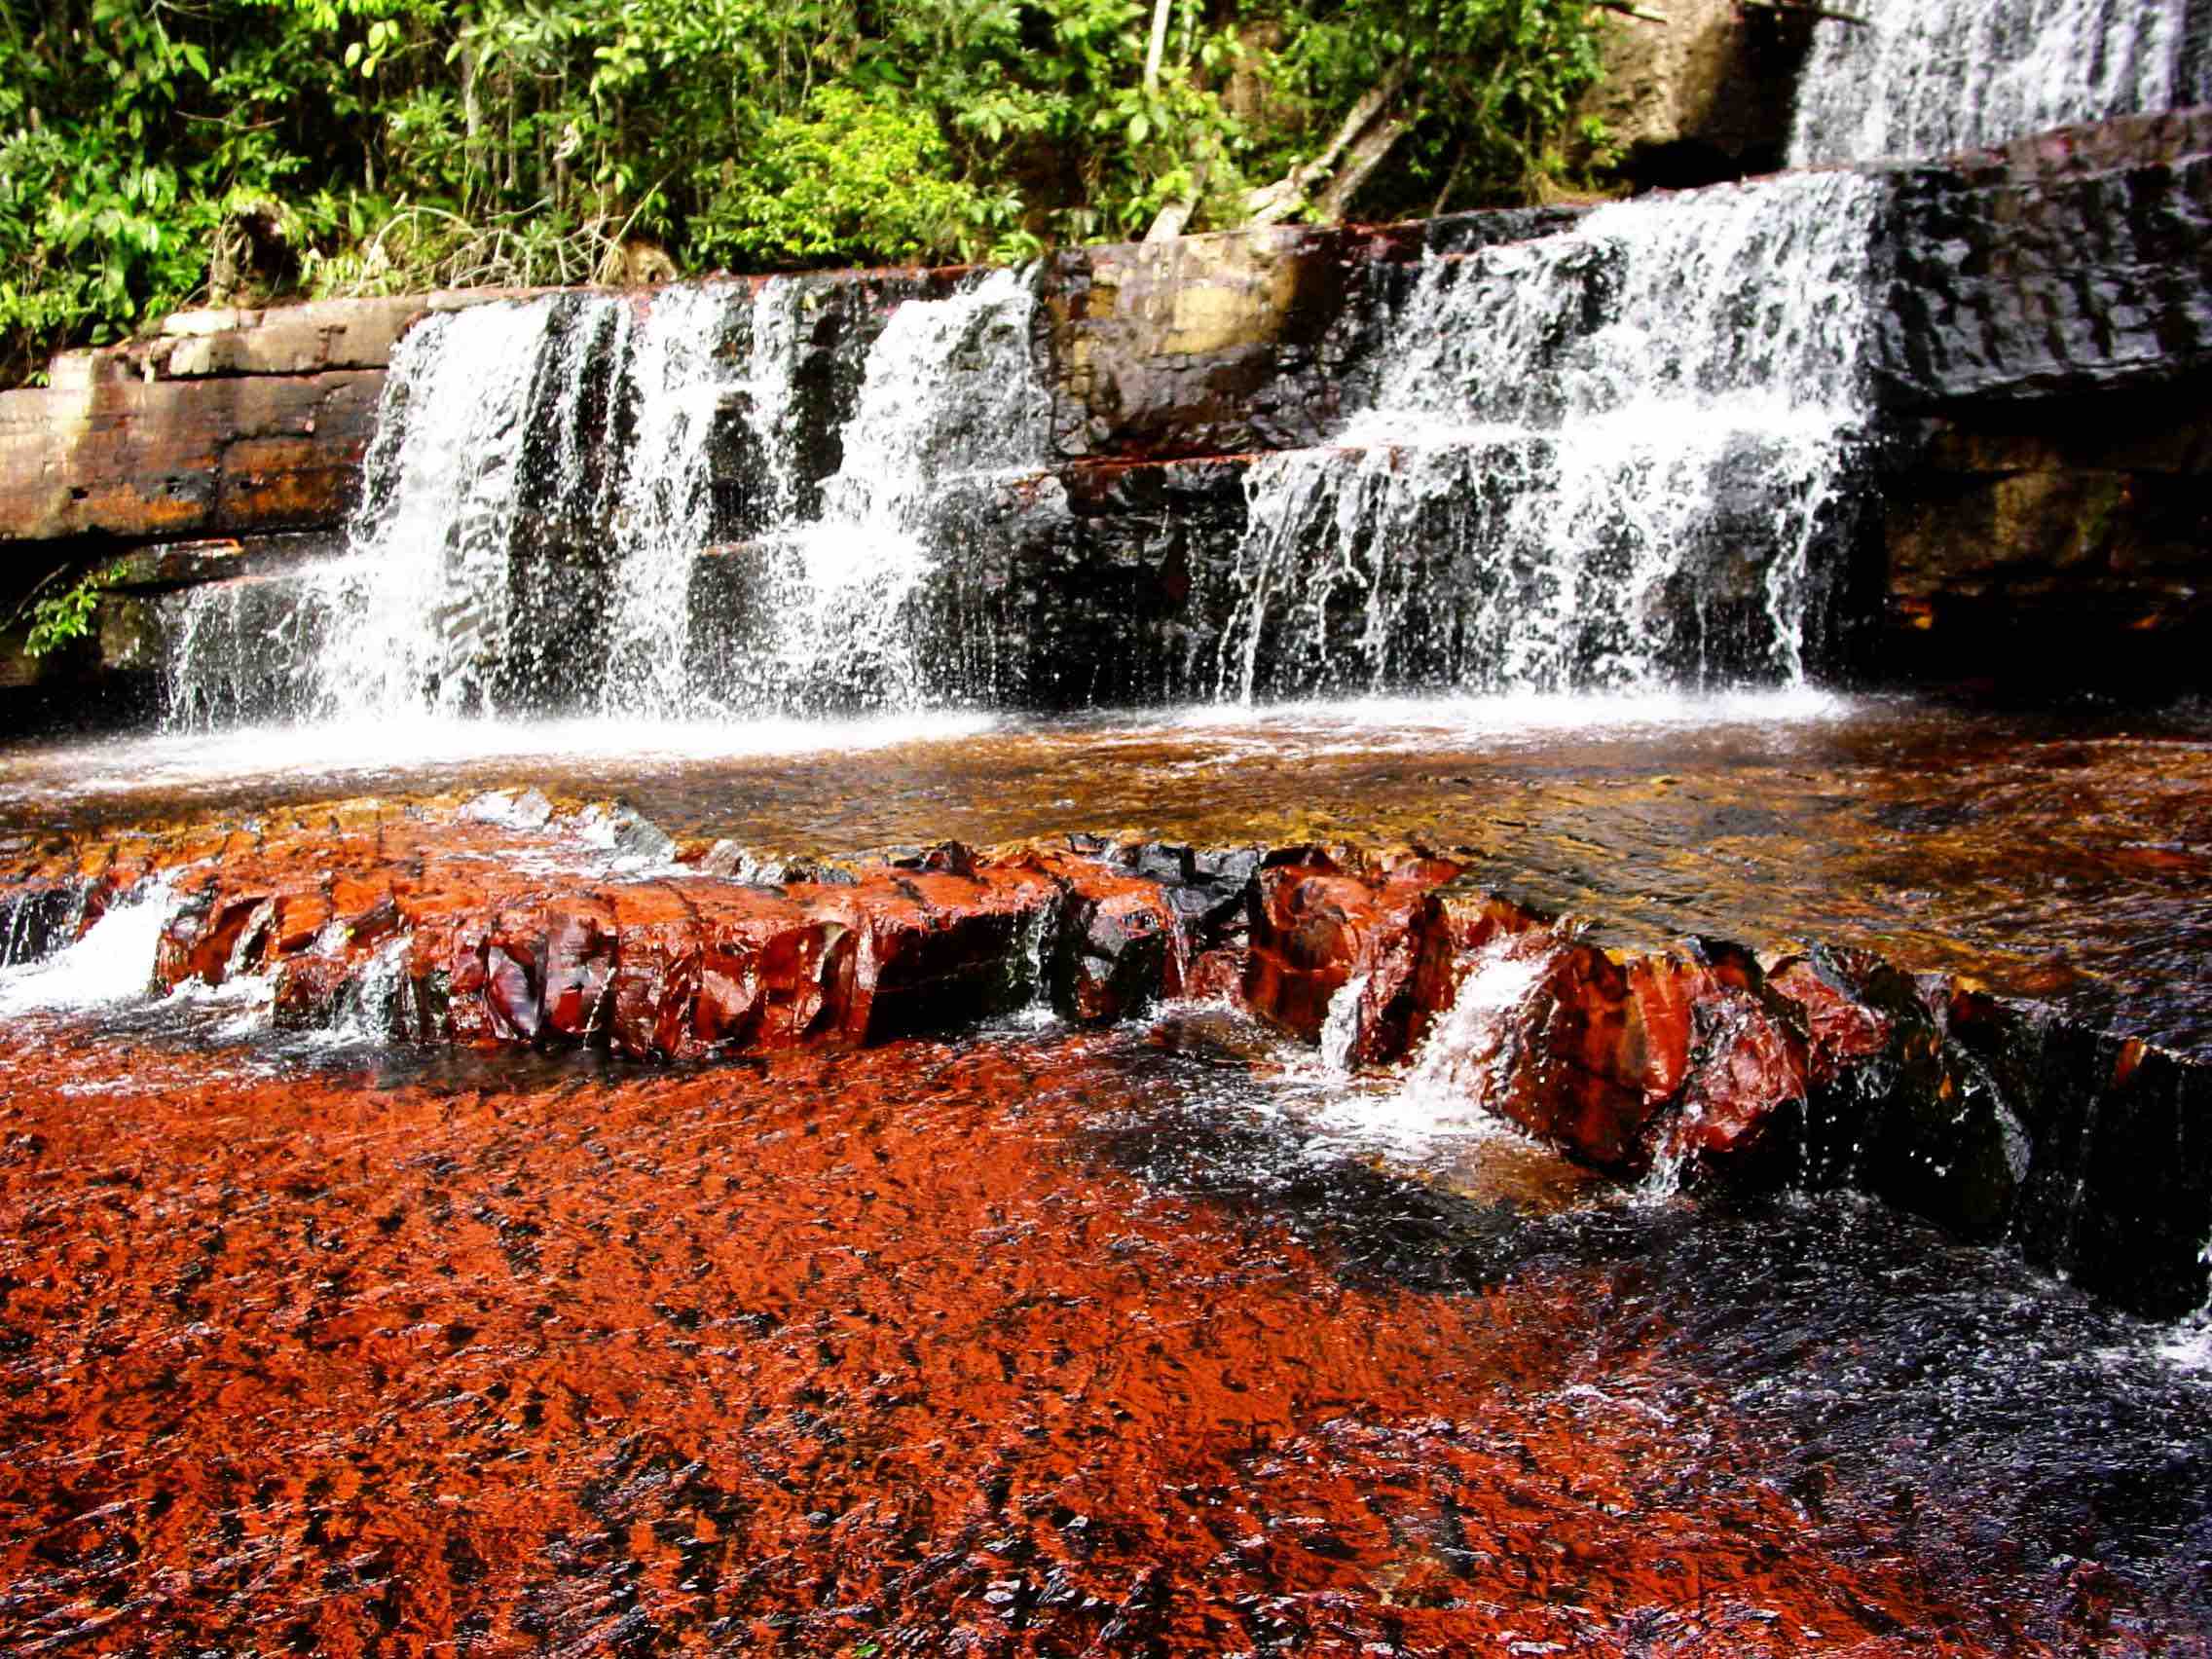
[1790,0,2201,166]
[317,298,585,719]
[0,879,175,1016]
[2163,1317,2212,1372]
[738,267,1052,713]
[601,283,750,719]
[1217,171,1882,702]
[0,712,1000,806]
[1370,932,1562,1147]
[1162,684,1857,740]
[1246,932,1566,1164]
[162,271,1054,723]
[2160,1231,2212,1372]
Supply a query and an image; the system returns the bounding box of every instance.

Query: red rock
[840,865,1052,1034]
[1407,882,1548,1052]
[540,902,617,1040]
[603,884,705,1058]
[484,906,547,1043]
[442,918,496,1045]
[1768,957,1892,1086]
[1045,861,1182,1023]
[1670,988,1812,1162]
[271,955,351,1030]
[156,882,276,987]
[1182,946,1246,1004]
[1242,852,1463,1058]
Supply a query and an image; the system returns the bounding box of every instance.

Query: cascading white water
[1285,931,1566,1159]
[745,276,810,530]
[160,268,1051,724]
[162,295,625,725]
[725,267,1052,713]
[1218,169,1882,702]
[1790,0,2204,167]
[317,298,591,718]
[0,878,176,1017]
[599,283,748,719]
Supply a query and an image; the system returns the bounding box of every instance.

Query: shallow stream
[2,693,2210,1650]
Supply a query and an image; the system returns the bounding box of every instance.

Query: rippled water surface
[2,1013,2209,1654]
[5,692,2209,1052]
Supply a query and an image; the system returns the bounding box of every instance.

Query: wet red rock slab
[7,796,2205,1332]
[3,699,2208,1055]
[0,1022,2162,1657]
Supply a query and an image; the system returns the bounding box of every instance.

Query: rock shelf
[5,790,2204,1317]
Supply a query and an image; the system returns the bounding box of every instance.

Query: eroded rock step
[2,791,2206,1318]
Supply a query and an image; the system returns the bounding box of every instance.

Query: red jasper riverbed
[4,1017,2210,1655]
[3,696,2211,1655]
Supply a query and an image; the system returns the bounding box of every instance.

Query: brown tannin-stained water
[5,692,2210,1051]
[3,1013,2209,1656]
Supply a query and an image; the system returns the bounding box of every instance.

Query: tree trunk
[1310,109,1414,224]
[1241,63,1411,227]
[1143,0,1172,94]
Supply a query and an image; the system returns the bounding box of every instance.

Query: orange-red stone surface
[0,1022,2149,1656]
[0,800,1178,1063]
[0,798,2013,1186]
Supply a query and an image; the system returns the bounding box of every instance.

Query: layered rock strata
[1870,109,2212,691]
[4,796,2203,1317]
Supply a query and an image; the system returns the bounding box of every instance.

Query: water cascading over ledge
[1790,0,2212,166]
[1207,169,1882,701]
[158,267,1052,723]
[155,177,1884,724]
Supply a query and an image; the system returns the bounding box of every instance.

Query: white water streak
[753,268,1051,711]
[1791,0,2196,166]
[602,284,748,718]
[0,879,175,1016]
[318,300,577,718]
[1219,171,1881,702]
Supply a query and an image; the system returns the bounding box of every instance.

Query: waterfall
[701,267,1051,715]
[0,878,174,1017]
[745,276,810,529]
[1215,169,1882,702]
[599,282,749,719]
[1790,0,2206,166]
[316,295,621,719]
[162,294,631,725]
[159,269,1051,725]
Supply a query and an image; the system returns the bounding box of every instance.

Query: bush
[0,0,1609,385]
[693,86,991,269]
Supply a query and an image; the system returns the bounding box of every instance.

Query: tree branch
[1241,61,1412,228]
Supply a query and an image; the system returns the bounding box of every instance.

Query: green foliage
[19,562,126,658]
[1252,0,1608,215]
[694,86,992,267]
[0,0,1609,383]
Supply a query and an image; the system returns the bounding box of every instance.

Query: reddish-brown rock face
[7,795,2208,1317]
[13,806,1206,1063]
[0,803,2034,1187]
[1767,954,1893,1086]
[1242,850,1465,1061]
[1235,855,1829,1178]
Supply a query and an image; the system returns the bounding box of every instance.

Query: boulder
[1580,0,1817,189]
